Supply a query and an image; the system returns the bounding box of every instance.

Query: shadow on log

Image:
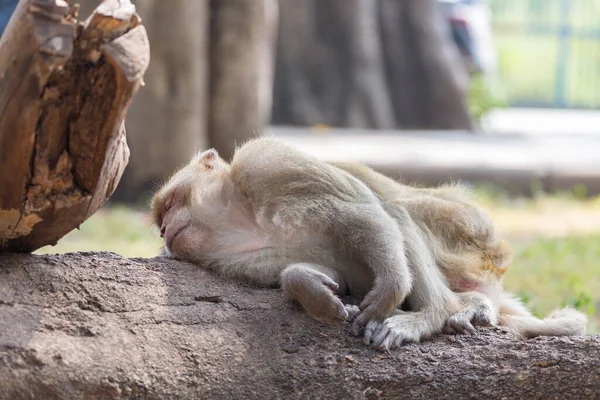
[0,252,598,399]
[0,0,149,252]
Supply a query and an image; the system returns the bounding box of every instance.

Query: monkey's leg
[364,207,461,350]
[281,263,349,324]
[443,291,498,334]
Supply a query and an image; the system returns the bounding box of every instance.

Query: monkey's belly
[449,277,481,292]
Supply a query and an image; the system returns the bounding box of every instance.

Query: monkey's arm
[363,205,463,349]
[209,250,351,324]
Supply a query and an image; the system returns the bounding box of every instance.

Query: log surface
[0,252,598,399]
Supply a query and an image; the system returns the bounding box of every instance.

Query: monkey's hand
[281,264,349,324]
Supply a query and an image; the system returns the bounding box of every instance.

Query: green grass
[35,188,600,333]
[472,186,600,333]
[35,205,163,258]
[507,235,598,331]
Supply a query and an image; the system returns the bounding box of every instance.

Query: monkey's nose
[160,226,166,237]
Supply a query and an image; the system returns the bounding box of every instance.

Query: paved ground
[482,108,600,136]
[270,119,600,195]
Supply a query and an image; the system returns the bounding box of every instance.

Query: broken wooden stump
[0,0,149,252]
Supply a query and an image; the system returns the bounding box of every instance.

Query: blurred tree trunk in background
[77,0,208,202]
[209,0,278,161]
[65,0,468,203]
[111,0,209,202]
[272,0,474,130]
[78,0,278,202]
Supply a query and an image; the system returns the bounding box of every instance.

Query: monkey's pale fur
[151,137,587,350]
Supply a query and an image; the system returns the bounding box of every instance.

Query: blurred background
[1,0,598,331]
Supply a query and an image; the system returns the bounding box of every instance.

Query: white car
[439,0,498,77]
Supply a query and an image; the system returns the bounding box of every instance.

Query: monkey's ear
[197,149,219,170]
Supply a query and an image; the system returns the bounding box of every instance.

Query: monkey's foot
[443,302,497,335]
[311,291,349,324]
[306,291,349,325]
[285,268,348,324]
[363,311,434,351]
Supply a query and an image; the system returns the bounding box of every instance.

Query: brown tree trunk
[208,0,279,161]
[0,0,149,252]
[1,251,598,399]
[272,0,473,130]
[110,0,210,202]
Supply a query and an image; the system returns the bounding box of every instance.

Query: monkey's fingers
[351,319,364,337]
[352,294,394,327]
[320,276,339,293]
[445,316,476,335]
[344,304,361,322]
[304,292,348,325]
[362,320,383,345]
[445,304,494,335]
[316,296,349,324]
[351,300,389,336]
[372,326,419,351]
[472,308,493,327]
[442,325,457,335]
[370,314,422,350]
[350,310,372,337]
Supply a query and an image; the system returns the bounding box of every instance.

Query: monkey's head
[151,149,232,260]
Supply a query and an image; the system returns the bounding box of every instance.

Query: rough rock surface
[0,252,598,399]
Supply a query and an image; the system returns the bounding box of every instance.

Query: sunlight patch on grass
[473,186,600,240]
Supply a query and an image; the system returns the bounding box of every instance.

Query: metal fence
[489,0,600,109]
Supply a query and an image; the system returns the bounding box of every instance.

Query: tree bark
[272,0,474,130]
[0,252,598,399]
[208,0,278,161]
[0,0,149,252]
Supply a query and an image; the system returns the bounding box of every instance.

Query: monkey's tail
[498,292,588,339]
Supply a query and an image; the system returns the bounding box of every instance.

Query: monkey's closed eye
[164,192,175,213]
[156,192,175,225]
